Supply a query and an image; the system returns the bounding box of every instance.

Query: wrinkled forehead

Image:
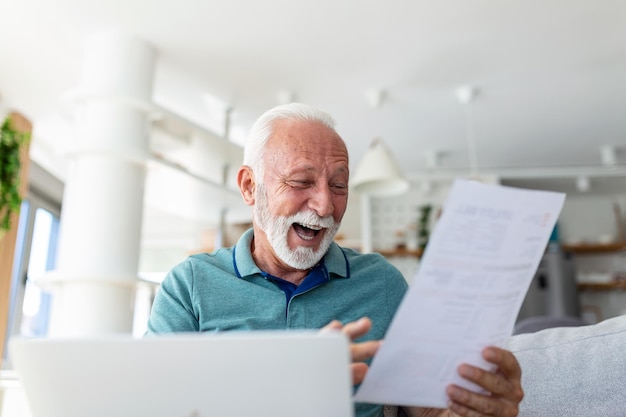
[267,119,348,156]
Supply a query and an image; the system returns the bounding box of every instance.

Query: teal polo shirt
[147,228,409,417]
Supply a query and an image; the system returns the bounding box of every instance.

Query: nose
[309,185,334,218]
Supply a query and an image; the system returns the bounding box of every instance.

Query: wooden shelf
[562,242,626,254]
[376,248,423,258]
[577,281,626,291]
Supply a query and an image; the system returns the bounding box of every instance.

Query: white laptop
[9,331,354,417]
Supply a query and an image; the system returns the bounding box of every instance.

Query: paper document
[354,179,565,408]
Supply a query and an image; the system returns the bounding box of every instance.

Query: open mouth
[293,223,323,241]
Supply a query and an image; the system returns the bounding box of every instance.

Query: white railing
[0,370,32,417]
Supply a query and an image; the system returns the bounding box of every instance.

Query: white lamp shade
[351,138,410,197]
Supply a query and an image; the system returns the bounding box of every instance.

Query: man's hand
[321,317,381,385]
[444,346,524,417]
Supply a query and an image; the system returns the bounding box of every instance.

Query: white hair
[243,103,337,182]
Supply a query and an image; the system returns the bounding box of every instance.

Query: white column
[44,31,156,336]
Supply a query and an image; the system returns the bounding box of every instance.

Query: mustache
[288,210,335,229]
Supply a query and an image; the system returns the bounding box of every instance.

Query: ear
[237,165,256,206]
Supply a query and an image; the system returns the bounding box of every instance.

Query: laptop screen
[10,331,354,417]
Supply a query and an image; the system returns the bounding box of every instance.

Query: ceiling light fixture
[365,89,386,108]
[277,90,296,105]
[425,150,441,170]
[457,85,480,178]
[351,137,409,197]
[601,145,617,166]
[576,176,591,192]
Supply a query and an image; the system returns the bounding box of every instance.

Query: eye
[331,182,348,195]
[288,180,313,189]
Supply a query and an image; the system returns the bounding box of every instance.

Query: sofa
[507,314,626,416]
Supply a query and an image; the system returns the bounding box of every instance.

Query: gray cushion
[507,315,626,416]
[513,315,588,335]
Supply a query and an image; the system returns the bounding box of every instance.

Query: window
[20,206,59,336]
[3,191,60,366]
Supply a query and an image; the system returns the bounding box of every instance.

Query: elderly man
[147,103,523,417]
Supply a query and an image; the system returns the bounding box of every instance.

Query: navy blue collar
[260,261,329,305]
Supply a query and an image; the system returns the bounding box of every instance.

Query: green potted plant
[417,204,433,250]
[0,115,30,238]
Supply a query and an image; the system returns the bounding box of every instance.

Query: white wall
[558,194,626,244]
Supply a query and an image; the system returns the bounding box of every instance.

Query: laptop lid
[9,331,353,417]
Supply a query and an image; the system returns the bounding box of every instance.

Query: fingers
[320,317,380,386]
[320,320,343,333]
[351,363,369,385]
[446,347,523,416]
[341,317,373,341]
[483,347,522,384]
[320,317,373,343]
[459,348,521,398]
[322,317,380,361]
[446,385,512,417]
[352,339,381,362]
[480,347,523,401]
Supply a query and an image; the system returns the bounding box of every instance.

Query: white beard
[254,184,340,270]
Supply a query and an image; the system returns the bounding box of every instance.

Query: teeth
[299,223,322,231]
[298,232,314,241]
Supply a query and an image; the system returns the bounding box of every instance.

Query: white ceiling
[2,0,626,249]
